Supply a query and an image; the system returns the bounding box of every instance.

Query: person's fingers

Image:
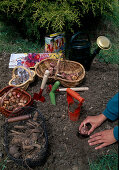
[95,143,107,150]
[88,136,102,143]
[89,139,103,146]
[88,126,95,135]
[79,122,84,131]
[90,132,102,138]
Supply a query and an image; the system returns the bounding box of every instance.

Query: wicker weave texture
[9,66,36,90]
[35,58,85,87]
[0,86,32,117]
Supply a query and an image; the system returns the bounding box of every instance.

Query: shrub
[0,0,114,40]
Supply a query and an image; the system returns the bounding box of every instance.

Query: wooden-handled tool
[58,87,89,91]
[40,70,50,90]
[6,114,32,123]
[47,84,89,93]
[33,70,50,102]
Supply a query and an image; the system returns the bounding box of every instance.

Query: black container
[69,32,92,71]
[69,32,111,71]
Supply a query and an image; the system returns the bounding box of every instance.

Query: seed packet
[45,32,65,53]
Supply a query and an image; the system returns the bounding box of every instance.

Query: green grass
[104,0,119,28]
[91,33,119,64]
[88,150,118,170]
[0,157,8,170]
[94,0,119,64]
[0,21,43,54]
[96,39,119,64]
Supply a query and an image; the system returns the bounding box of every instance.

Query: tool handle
[6,114,32,123]
[41,70,50,90]
[55,54,63,77]
[51,81,60,93]
[59,87,89,91]
[66,88,84,103]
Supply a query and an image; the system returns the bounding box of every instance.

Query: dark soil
[0,52,118,170]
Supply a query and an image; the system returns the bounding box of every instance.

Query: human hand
[79,114,107,135]
[88,129,117,150]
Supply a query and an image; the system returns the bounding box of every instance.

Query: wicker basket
[0,86,32,117]
[9,66,36,90]
[35,58,85,87]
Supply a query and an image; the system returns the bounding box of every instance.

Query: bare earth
[0,52,118,170]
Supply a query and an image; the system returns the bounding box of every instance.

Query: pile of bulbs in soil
[0,89,28,111]
[8,112,46,160]
[48,62,79,81]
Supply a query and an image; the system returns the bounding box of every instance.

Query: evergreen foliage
[0,0,114,39]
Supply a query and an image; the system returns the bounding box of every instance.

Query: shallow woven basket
[0,86,32,117]
[9,66,36,90]
[35,58,85,87]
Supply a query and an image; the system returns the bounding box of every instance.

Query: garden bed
[0,52,118,170]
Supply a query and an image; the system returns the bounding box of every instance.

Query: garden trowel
[33,70,50,102]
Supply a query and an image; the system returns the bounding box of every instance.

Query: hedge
[0,0,114,40]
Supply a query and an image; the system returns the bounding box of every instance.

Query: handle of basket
[34,62,39,70]
[55,54,63,77]
[9,75,18,86]
[12,66,33,81]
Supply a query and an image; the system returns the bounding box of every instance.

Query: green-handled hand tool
[49,81,60,105]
